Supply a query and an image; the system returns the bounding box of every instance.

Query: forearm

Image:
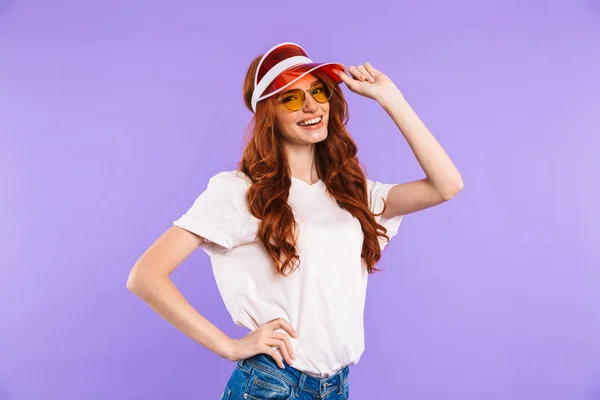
[127,273,234,360]
[377,89,463,198]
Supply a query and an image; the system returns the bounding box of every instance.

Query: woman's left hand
[334,63,401,102]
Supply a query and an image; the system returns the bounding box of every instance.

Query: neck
[283,142,319,183]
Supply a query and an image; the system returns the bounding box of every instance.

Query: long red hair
[239,55,390,276]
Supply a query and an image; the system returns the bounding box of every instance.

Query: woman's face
[272,73,330,146]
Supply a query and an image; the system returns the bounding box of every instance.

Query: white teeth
[298,117,322,126]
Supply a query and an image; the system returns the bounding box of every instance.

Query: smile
[297,116,323,127]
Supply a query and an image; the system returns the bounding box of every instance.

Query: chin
[301,130,327,143]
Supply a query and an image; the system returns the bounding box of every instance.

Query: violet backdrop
[1,0,599,399]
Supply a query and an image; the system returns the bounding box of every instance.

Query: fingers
[348,66,365,81]
[349,64,375,83]
[273,332,295,363]
[266,335,295,368]
[263,344,286,369]
[270,318,298,338]
[364,62,377,79]
[262,318,297,369]
[357,65,373,82]
[334,69,354,87]
[335,69,362,92]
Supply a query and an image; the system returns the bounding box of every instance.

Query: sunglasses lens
[280,89,304,111]
[311,82,332,103]
[279,81,333,111]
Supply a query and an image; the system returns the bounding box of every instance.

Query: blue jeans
[221,353,350,399]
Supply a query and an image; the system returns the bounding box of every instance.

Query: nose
[301,91,319,113]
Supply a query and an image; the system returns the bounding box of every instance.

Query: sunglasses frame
[275,80,334,111]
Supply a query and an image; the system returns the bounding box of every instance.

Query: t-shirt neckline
[291,176,323,188]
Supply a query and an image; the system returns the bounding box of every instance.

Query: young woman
[127,42,463,400]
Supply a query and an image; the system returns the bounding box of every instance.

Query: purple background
[2,0,599,399]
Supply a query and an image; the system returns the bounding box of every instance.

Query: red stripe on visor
[256,44,309,85]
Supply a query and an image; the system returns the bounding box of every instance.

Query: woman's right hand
[226,318,298,369]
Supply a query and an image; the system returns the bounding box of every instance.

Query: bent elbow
[126,274,137,292]
[126,266,151,294]
[126,266,168,301]
[126,273,142,294]
[441,182,464,201]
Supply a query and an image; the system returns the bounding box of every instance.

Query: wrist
[377,88,405,110]
[220,337,237,361]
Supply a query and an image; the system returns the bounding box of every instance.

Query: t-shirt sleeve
[173,172,254,256]
[367,179,404,251]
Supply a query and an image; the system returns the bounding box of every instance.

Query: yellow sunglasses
[276,81,333,111]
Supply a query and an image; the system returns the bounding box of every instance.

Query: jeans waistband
[238,353,349,396]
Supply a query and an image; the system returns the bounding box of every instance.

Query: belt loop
[336,368,344,394]
[296,373,306,397]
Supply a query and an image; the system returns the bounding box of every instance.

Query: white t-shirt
[173,170,403,377]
